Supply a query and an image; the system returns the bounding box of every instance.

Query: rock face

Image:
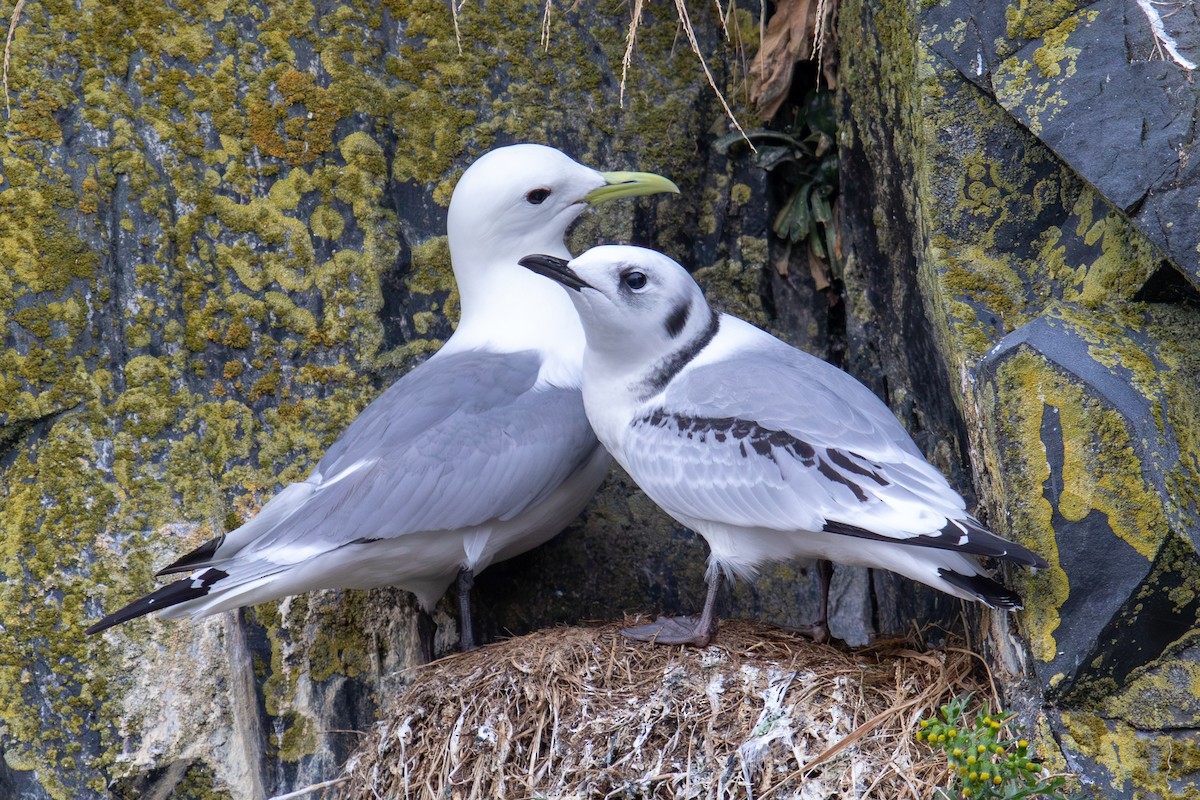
[0,2,844,798]
[8,0,1192,796]
[840,0,1200,795]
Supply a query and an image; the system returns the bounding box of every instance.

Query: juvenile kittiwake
[519,245,1047,646]
[86,146,679,658]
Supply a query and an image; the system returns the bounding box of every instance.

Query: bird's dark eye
[623,271,648,290]
[526,188,551,205]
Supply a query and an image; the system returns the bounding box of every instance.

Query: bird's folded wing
[230,350,599,562]
[623,349,974,543]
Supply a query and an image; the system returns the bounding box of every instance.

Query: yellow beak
[582,171,680,205]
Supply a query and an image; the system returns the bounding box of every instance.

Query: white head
[518,245,715,368]
[442,145,678,361]
[446,144,678,283]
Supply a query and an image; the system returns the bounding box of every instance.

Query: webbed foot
[620,615,716,647]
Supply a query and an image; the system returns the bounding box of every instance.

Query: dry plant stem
[619,0,645,107]
[4,0,26,118]
[671,0,754,149]
[758,0,766,85]
[449,0,463,55]
[814,0,831,81]
[713,0,729,38]
[540,0,552,50]
[265,777,348,800]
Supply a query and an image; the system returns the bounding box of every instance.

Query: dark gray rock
[926,0,1200,278]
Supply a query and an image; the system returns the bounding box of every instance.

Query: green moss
[307,590,373,682]
[171,761,235,800]
[694,248,769,329]
[405,235,458,328]
[276,711,318,761]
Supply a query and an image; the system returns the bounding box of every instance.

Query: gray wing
[621,341,1007,553]
[682,339,925,463]
[234,349,599,560]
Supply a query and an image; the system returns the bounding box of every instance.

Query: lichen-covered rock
[840,0,1200,795]
[926,0,1200,278]
[0,1,779,797]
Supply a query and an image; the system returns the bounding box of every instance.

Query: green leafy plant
[715,88,839,267]
[917,693,1069,800]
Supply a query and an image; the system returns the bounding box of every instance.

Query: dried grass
[3,0,26,118]
[336,619,987,799]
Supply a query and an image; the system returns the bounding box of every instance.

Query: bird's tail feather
[155,482,318,577]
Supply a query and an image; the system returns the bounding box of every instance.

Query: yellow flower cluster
[915,695,1066,800]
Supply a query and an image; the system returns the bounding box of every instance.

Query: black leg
[457,567,476,651]
[794,559,833,643]
[417,608,436,664]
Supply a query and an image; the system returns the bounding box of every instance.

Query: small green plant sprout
[916,693,1068,800]
[714,89,839,269]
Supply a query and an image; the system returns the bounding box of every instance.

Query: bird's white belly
[686,518,986,593]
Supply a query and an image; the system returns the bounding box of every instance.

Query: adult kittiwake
[519,245,1047,646]
[86,146,679,658]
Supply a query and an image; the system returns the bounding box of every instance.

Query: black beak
[518,254,592,292]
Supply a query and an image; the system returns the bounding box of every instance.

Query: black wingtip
[946,518,1050,569]
[823,517,1049,570]
[85,569,228,635]
[155,534,226,577]
[937,568,1023,611]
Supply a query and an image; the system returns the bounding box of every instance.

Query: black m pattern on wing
[633,409,890,504]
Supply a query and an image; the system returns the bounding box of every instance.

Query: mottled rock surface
[927,0,1200,277]
[12,0,1192,796]
[842,0,1200,795]
[0,2,891,798]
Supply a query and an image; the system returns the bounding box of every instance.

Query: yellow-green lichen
[1,0,746,794]
[989,351,1067,662]
[991,340,1172,661]
[1100,637,1200,730]
[1060,710,1200,797]
[993,10,1100,136]
[1005,0,1079,41]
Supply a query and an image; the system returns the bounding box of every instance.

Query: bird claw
[620,615,714,647]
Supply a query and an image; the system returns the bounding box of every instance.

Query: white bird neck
[439,240,586,389]
[580,351,647,450]
[580,312,762,452]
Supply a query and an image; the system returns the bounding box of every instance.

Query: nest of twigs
[337,620,988,799]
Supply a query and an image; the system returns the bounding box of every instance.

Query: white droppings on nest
[337,621,986,799]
